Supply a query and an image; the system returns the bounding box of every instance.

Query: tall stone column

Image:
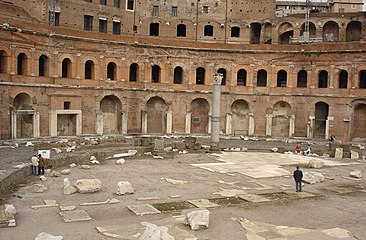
[11,111,17,139]
[248,113,255,136]
[307,116,315,139]
[265,114,273,136]
[141,110,147,134]
[210,73,223,150]
[225,113,232,135]
[96,111,103,135]
[122,111,128,134]
[33,112,40,138]
[289,115,295,137]
[166,111,172,134]
[185,112,191,134]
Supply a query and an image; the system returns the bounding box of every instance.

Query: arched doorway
[100,95,122,134]
[190,98,209,134]
[314,102,329,139]
[231,100,249,136]
[146,96,167,134]
[351,103,366,141]
[13,93,34,138]
[272,101,291,137]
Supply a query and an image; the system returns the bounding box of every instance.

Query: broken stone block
[153,156,164,159]
[75,179,102,193]
[165,178,187,185]
[53,148,62,153]
[183,209,210,231]
[154,139,165,151]
[116,158,125,165]
[4,205,16,218]
[25,141,34,147]
[139,223,174,240]
[184,137,197,149]
[63,178,77,195]
[81,165,91,169]
[13,163,28,169]
[308,159,324,169]
[69,163,76,168]
[127,204,161,216]
[349,170,362,179]
[241,147,248,152]
[90,159,100,164]
[61,169,70,175]
[116,181,134,195]
[40,176,47,181]
[34,184,47,193]
[178,150,188,154]
[52,171,61,177]
[302,172,325,184]
[90,156,97,161]
[35,232,63,240]
[164,146,172,152]
[271,148,278,152]
[59,210,92,223]
[351,151,359,160]
[334,148,343,159]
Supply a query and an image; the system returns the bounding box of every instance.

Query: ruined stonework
[0,1,365,142]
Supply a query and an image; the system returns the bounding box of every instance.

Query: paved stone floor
[0,142,366,239]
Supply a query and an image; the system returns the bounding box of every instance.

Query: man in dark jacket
[293,166,303,192]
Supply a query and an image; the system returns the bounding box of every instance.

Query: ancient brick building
[0,0,365,142]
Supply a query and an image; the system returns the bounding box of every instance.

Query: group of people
[294,144,312,156]
[31,154,46,176]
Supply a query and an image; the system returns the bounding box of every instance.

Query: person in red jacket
[293,166,303,192]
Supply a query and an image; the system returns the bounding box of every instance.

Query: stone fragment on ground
[80,165,91,169]
[183,209,210,231]
[165,178,187,185]
[137,197,160,201]
[40,176,47,181]
[34,184,47,193]
[59,210,92,222]
[302,172,325,184]
[187,199,219,208]
[335,148,343,159]
[308,159,324,168]
[51,171,60,177]
[116,158,125,165]
[59,206,76,211]
[69,163,76,168]
[63,178,77,195]
[34,232,63,240]
[31,200,59,209]
[116,181,135,195]
[238,193,270,203]
[349,170,362,178]
[13,163,29,169]
[351,151,359,160]
[212,188,247,197]
[75,179,102,193]
[80,198,120,206]
[127,204,161,216]
[139,223,175,240]
[60,169,70,175]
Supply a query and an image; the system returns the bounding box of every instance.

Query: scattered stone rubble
[35,232,63,240]
[116,181,135,195]
[183,209,210,231]
[139,223,175,240]
[349,170,362,179]
[75,179,102,193]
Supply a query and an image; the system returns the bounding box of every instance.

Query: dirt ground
[0,137,366,240]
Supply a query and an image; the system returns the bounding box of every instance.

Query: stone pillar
[49,110,57,137]
[75,113,82,136]
[307,116,315,139]
[166,110,172,134]
[33,112,40,138]
[329,65,335,88]
[248,113,255,136]
[185,112,191,134]
[122,111,128,134]
[225,113,232,135]
[141,110,147,134]
[210,73,223,150]
[96,111,103,135]
[289,115,295,137]
[11,111,17,139]
[265,114,273,136]
[325,116,333,140]
[208,116,212,134]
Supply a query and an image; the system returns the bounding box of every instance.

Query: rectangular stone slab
[238,194,270,203]
[187,199,219,208]
[127,204,161,216]
[59,210,92,222]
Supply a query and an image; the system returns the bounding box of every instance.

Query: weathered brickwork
[0,0,365,142]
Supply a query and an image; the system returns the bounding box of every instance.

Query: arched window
[129,63,138,82]
[297,70,307,88]
[277,70,287,87]
[218,68,226,85]
[84,60,94,80]
[62,58,71,78]
[152,65,160,83]
[250,23,261,44]
[278,22,294,44]
[196,67,205,85]
[346,21,362,42]
[150,23,159,36]
[318,70,328,88]
[231,27,240,38]
[257,69,267,87]
[173,66,183,84]
[339,70,348,89]
[323,21,339,42]
[107,62,117,80]
[39,55,49,77]
[360,70,366,89]
[17,53,27,75]
[177,24,186,37]
[0,50,7,73]
[204,25,213,36]
[237,69,247,86]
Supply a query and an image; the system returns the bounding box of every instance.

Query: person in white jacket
[31,154,39,176]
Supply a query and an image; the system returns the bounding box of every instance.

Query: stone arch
[278,22,294,44]
[177,24,186,37]
[151,64,161,83]
[204,25,214,36]
[146,96,167,134]
[190,98,209,134]
[250,22,261,44]
[13,93,34,138]
[339,70,348,89]
[300,21,316,38]
[297,70,307,88]
[196,67,205,85]
[100,95,122,134]
[323,21,339,42]
[0,49,8,73]
[262,23,272,44]
[237,69,247,86]
[346,21,362,42]
[173,66,183,84]
[277,70,287,87]
[257,69,267,87]
[38,54,49,77]
[318,70,328,88]
[107,62,117,80]
[129,63,138,82]
[351,102,366,141]
[17,53,28,75]
[84,60,95,80]
[231,26,240,38]
[230,100,250,136]
[314,102,329,139]
[272,101,291,137]
[62,58,72,78]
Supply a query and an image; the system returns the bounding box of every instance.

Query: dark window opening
[152,6,159,16]
[62,58,71,78]
[17,53,27,75]
[297,70,307,88]
[129,63,138,82]
[152,65,160,83]
[231,27,240,38]
[203,6,209,13]
[218,68,226,85]
[174,66,183,84]
[257,70,267,87]
[99,19,107,33]
[113,21,121,35]
[85,60,93,79]
[318,70,328,88]
[150,23,159,36]
[237,69,247,86]
[113,0,120,8]
[196,67,205,85]
[360,70,366,89]
[107,62,117,80]
[39,55,48,77]
[0,50,7,73]
[64,102,71,110]
[48,12,60,26]
[100,0,106,5]
[172,6,178,17]
[250,23,261,44]
[84,15,93,31]
[277,70,287,87]
[177,24,186,37]
[339,70,348,89]
[204,25,213,36]
[127,0,134,10]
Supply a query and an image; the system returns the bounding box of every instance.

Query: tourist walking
[31,154,39,176]
[38,154,45,175]
[293,166,303,192]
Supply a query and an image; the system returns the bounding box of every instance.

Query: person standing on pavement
[38,154,45,175]
[31,154,39,176]
[293,166,303,192]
